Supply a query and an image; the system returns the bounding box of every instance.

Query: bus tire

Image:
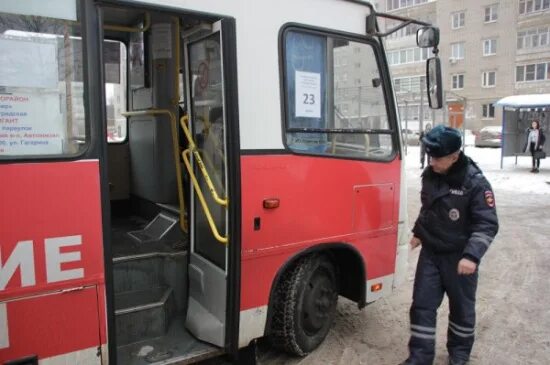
[270,254,338,356]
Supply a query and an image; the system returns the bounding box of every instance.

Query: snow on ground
[404,145,550,195]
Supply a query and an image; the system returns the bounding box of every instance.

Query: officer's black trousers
[407,248,478,365]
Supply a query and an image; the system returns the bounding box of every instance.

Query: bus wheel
[270,254,338,356]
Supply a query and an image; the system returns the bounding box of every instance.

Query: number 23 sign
[295,71,321,118]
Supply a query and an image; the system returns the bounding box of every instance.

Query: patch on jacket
[485,190,495,208]
[449,208,460,221]
[449,188,464,196]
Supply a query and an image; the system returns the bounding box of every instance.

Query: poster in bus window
[295,71,321,118]
[0,92,65,155]
[151,23,172,60]
[0,35,66,156]
[0,35,58,89]
[129,28,147,89]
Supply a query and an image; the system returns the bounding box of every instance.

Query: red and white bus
[0,0,441,363]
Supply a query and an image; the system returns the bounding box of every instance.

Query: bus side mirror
[426,57,442,109]
[416,26,439,48]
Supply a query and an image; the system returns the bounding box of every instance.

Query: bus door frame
[88,1,242,362]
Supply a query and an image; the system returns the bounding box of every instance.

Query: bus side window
[284,31,328,154]
[0,3,88,159]
[282,29,394,160]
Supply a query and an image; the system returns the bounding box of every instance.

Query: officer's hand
[457,258,477,275]
[410,236,422,249]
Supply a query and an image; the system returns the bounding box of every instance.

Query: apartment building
[378,0,550,132]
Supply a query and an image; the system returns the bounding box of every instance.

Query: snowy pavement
[404,145,550,196]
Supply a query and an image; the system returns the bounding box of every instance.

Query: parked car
[475,126,502,148]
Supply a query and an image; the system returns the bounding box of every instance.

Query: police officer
[400,125,499,365]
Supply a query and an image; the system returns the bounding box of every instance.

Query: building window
[387,47,429,66]
[484,4,498,22]
[482,104,495,119]
[387,0,428,11]
[482,71,496,87]
[451,42,465,60]
[483,39,497,56]
[537,63,547,79]
[517,27,550,50]
[452,12,465,29]
[393,75,426,93]
[519,0,550,15]
[527,64,536,81]
[516,62,550,82]
[398,104,432,122]
[452,74,464,89]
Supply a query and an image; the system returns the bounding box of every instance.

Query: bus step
[128,213,179,244]
[156,203,181,215]
[114,254,164,294]
[113,252,188,311]
[115,287,176,346]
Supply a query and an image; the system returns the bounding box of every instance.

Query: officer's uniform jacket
[412,153,499,262]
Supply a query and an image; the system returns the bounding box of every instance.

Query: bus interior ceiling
[102,6,222,364]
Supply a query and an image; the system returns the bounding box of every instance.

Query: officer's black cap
[422,125,462,157]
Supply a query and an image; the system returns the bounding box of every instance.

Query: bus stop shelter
[495,94,550,169]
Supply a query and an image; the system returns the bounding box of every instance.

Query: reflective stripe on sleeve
[471,232,492,247]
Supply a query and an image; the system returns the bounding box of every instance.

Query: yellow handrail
[179,116,228,207]
[121,109,188,233]
[182,149,228,244]
[197,148,225,192]
[179,115,228,244]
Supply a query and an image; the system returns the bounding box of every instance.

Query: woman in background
[523,120,545,173]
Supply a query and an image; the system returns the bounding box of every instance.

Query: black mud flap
[234,340,258,365]
[4,355,38,365]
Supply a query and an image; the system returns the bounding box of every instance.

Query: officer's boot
[448,359,468,365]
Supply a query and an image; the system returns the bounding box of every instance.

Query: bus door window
[105,40,127,143]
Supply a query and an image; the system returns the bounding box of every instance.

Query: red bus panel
[0,161,106,362]
[240,154,400,310]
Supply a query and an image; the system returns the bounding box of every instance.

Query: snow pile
[404,146,550,195]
